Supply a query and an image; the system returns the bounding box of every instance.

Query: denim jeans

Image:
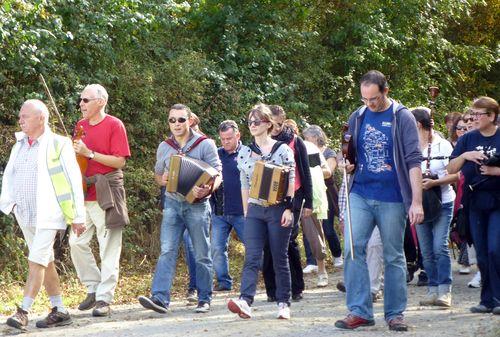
[344,193,407,321]
[469,206,500,308]
[240,204,292,305]
[416,201,453,294]
[151,198,213,306]
[211,214,245,289]
[183,230,197,291]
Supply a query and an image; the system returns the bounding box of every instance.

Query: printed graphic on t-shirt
[476,145,497,158]
[363,124,393,173]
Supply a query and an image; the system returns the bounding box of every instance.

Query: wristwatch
[88,151,95,160]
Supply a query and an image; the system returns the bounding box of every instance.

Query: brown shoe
[335,314,375,329]
[78,292,96,311]
[92,301,110,317]
[36,307,72,328]
[387,316,408,331]
[6,306,28,330]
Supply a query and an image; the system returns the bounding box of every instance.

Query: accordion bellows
[249,160,290,206]
[166,155,219,204]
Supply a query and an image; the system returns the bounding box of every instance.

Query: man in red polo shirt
[70,84,130,317]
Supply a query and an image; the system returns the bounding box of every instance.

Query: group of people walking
[1,70,498,332]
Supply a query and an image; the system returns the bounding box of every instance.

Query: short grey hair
[22,99,50,126]
[218,120,239,133]
[302,125,328,147]
[84,84,109,103]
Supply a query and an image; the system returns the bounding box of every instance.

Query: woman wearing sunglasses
[227,103,295,320]
[448,96,500,315]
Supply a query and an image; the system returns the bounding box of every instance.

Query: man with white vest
[0,99,86,330]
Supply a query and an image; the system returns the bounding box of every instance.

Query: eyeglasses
[168,117,188,124]
[456,126,467,131]
[471,112,489,117]
[248,119,266,127]
[78,97,100,104]
[361,95,382,104]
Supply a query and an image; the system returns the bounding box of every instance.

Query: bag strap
[249,141,285,160]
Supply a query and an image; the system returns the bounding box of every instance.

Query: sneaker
[36,307,72,328]
[419,292,438,306]
[317,273,329,287]
[417,271,428,286]
[194,302,210,313]
[435,292,452,307]
[6,306,28,330]
[387,316,408,331]
[292,293,303,301]
[78,292,96,311]
[92,301,111,317]
[186,289,198,304]
[334,256,344,268]
[336,281,346,293]
[493,307,500,315]
[335,314,375,329]
[227,298,252,319]
[459,266,471,274]
[470,304,492,313]
[138,296,169,314]
[277,302,290,319]
[468,271,481,288]
[214,285,231,292]
[302,264,318,274]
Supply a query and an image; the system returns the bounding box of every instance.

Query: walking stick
[39,74,70,137]
[341,124,355,260]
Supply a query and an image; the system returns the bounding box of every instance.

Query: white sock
[49,295,67,313]
[21,297,34,311]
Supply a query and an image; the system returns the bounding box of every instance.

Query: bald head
[83,84,108,103]
[19,99,49,138]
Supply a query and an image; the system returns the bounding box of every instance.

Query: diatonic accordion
[166,155,219,204]
[249,160,290,206]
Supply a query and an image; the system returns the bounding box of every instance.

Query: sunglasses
[78,97,100,104]
[463,117,473,122]
[456,126,467,131]
[168,117,188,124]
[248,119,267,127]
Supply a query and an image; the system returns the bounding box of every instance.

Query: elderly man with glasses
[139,104,221,314]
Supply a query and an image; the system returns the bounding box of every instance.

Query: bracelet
[283,196,293,210]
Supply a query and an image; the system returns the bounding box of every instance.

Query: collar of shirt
[219,141,242,157]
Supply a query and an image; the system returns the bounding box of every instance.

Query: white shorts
[20,226,58,267]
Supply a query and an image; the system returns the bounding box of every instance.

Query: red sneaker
[335,314,375,329]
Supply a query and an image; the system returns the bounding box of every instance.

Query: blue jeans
[344,193,407,321]
[151,198,213,306]
[416,201,453,293]
[469,206,500,308]
[183,230,197,291]
[240,204,292,305]
[211,214,245,289]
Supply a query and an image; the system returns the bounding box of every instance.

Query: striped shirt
[13,137,39,227]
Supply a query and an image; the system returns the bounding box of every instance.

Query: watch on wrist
[88,151,95,160]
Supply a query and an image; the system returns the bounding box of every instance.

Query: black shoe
[6,306,28,330]
[336,281,346,293]
[417,271,428,287]
[138,296,169,314]
[194,301,210,313]
[292,293,303,301]
[92,301,111,317]
[267,296,276,302]
[36,307,72,328]
[78,292,96,311]
[214,285,231,292]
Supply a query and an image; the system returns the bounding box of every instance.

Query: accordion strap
[249,141,286,161]
[165,135,208,155]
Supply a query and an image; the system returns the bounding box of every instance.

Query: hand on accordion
[192,184,212,199]
[281,209,293,227]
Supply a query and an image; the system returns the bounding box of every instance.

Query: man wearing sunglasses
[70,84,131,317]
[335,70,423,332]
[139,104,221,314]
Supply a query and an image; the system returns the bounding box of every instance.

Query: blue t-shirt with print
[352,104,403,202]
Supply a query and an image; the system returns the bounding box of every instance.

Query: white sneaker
[459,267,471,274]
[334,256,344,267]
[302,264,318,274]
[419,292,438,306]
[227,298,252,319]
[317,273,329,287]
[277,302,290,319]
[435,292,452,308]
[468,271,481,288]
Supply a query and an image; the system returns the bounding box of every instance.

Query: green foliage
[0,0,498,282]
